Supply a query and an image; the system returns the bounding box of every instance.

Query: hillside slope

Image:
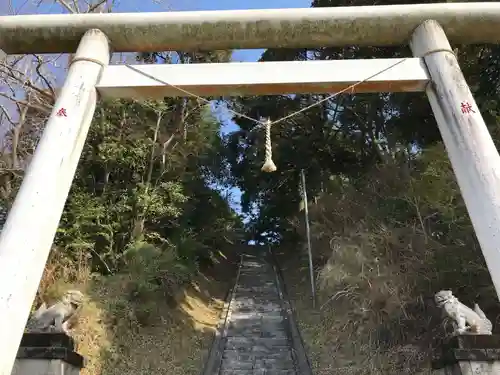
[35,247,238,375]
[276,146,499,375]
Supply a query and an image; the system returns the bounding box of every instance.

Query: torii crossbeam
[2,2,500,53]
[1,4,500,375]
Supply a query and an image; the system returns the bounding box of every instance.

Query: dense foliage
[224,0,500,244]
[55,99,242,274]
[0,50,243,281]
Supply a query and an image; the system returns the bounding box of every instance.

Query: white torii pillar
[411,20,500,299]
[0,29,109,375]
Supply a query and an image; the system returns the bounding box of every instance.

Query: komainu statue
[434,290,492,335]
[25,290,85,335]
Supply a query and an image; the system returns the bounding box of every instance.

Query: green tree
[223,0,500,244]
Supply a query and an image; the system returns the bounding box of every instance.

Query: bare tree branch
[10,105,29,169]
[0,105,15,125]
[0,92,52,114]
[1,59,56,103]
[33,55,57,99]
[55,0,77,13]
[88,0,107,12]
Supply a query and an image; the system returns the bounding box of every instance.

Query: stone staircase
[218,255,297,375]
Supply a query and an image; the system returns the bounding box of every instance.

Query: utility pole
[300,169,316,308]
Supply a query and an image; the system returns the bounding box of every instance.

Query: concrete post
[410,20,500,300]
[0,29,109,375]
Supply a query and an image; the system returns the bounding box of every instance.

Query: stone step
[229,312,283,321]
[230,312,283,321]
[225,337,290,350]
[226,316,285,325]
[225,329,288,340]
[233,296,280,301]
[219,361,295,373]
[234,294,281,301]
[231,302,281,308]
[227,331,288,339]
[223,349,293,361]
[232,303,278,306]
[234,289,276,293]
[232,303,281,309]
[233,301,281,306]
[231,305,281,312]
[254,357,295,370]
[220,359,254,370]
[238,275,273,280]
[252,370,296,375]
[219,369,297,375]
[239,270,273,274]
[231,304,281,311]
[237,276,274,280]
[222,346,292,357]
[237,283,275,287]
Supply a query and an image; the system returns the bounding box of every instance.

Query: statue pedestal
[11,333,84,375]
[433,335,500,375]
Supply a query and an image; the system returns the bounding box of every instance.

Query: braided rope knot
[261,119,277,172]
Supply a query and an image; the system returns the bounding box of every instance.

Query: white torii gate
[1,3,500,374]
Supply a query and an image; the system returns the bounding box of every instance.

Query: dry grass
[35,249,232,375]
[278,231,432,375]
[278,150,498,375]
[91,274,225,375]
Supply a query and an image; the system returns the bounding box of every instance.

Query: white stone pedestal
[11,334,84,375]
[433,335,500,375]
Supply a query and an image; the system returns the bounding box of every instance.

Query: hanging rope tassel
[261,118,277,173]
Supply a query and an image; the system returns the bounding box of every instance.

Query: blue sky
[3,0,312,216]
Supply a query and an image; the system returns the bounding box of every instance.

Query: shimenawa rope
[125,58,408,174]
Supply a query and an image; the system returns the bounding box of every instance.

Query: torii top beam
[1,2,500,54]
